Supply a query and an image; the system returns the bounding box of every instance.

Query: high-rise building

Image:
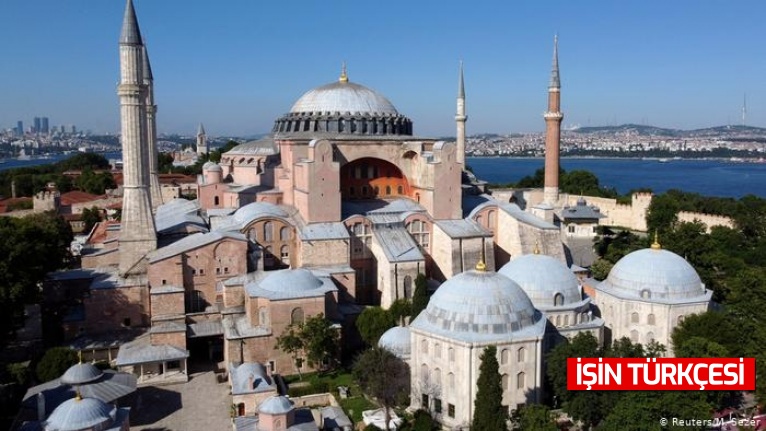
[33,117,41,134]
[41,117,49,135]
[71,125,77,135]
[16,121,23,136]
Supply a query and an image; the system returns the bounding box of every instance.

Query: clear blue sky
[2,1,765,136]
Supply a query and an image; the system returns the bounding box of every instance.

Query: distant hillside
[570,123,766,137]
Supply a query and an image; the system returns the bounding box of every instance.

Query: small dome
[203,161,222,172]
[260,269,323,293]
[601,247,706,301]
[258,395,293,415]
[411,269,544,342]
[60,362,104,385]
[45,397,115,431]
[290,80,398,116]
[378,326,411,359]
[233,202,289,225]
[499,254,581,309]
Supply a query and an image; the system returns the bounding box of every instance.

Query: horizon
[2,1,765,136]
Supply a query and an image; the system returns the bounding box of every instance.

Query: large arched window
[434,342,441,359]
[448,347,455,362]
[263,221,273,242]
[647,313,656,325]
[403,275,413,299]
[630,330,639,342]
[291,307,304,325]
[421,339,428,354]
[280,226,290,241]
[448,372,455,389]
[501,374,509,391]
[407,219,430,251]
[500,349,509,365]
[517,347,526,362]
[516,372,526,390]
[631,312,639,323]
[554,293,564,306]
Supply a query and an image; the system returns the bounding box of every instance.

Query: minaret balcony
[544,112,563,120]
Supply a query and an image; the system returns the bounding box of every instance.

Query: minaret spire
[143,43,162,208]
[455,61,467,167]
[197,123,208,155]
[543,34,564,205]
[118,0,157,275]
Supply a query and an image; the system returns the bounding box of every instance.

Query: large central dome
[290,81,399,116]
[273,70,413,137]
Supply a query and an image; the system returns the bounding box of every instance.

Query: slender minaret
[543,35,564,205]
[118,0,157,275]
[196,123,208,155]
[456,61,467,166]
[143,44,162,208]
[742,93,747,127]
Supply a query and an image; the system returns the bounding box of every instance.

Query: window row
[630,312,656,325]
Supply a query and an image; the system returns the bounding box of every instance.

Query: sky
[2,1,766,137]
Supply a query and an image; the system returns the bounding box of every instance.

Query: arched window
[214,196,220,206]
[554,293,564,306]
[263,221,273,242]
[407,219,430,250]
[421,339,428,354]
[564,315,569,326]
[647,331,655,343]
[434,342,441,359]
[555,315,562,326]
[631,312,639,323]
[420,364,429,383]
[403,275,413,299]
[280,227,290,241]
[487,210,496,229]
[280,245,289,265]
[448,372,455,389]
[290,307,304,325]
[397,185,403,195]
[517,347,526,362]
[448,348,455,362]
[647,313,656,325]
[641,289,651,299]
[258,307,269,326]
[516,372,526,389]
[677,315,685,325]
[500,349,509,365]
[434,368,441,388]
[385,185,391,195]
[501,374,509,391]
[630,330,639,342]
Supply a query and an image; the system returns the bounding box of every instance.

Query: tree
[510,404,557,431]
[388,299,412,326]
[36,347,78,382]
[81,206,102,234]
[411,274,429,319]
[405,410,439,431]
[275,326,304,378]
[646,192,680,234]
[275,313,339,377]
[356,307,395,346]
[670,311,740,358]
[589,259,613,281]
[601,391,710,431]
[353,347,410,431]
[471,345,506,430]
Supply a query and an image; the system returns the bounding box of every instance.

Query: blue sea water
[1,154,764,199]
[467,157,766,199]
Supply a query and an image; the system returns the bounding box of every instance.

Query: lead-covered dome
[600,246,708,302]
[258,395,294,415]
[378,326,411,359]
[260,268,323,293]
[273,72,413,137]
[60,362,104,385]
[45,396,115,431]
[499,254,581,309]
[411,267,545,343]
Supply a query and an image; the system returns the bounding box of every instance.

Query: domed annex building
[587,240,712,354]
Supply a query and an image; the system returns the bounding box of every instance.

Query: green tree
[81,206,102,234]
[208,140,240,163]
[600,391,710,431]
[356,307,396,346]
[411,274,429,319]
[471,345,506,430]
[405,410,439,431]
[388,299,412,326]
[589,259,613,281]
[275,313,339,376]
[353,347,410,430]
[275,326,304,378]
[646,193,680,234]
[510,404,557,431]
[670,311,740,357]
[36,347,78,382]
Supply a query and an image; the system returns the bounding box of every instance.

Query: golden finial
[475,260,486,272]
[533,241,540,255]
[339,62,348,83]
[651,231,661,250]
[78,350,83,364]
[75,389,82,401]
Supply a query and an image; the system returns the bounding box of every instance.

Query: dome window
[553,293,564,306]
[641,289,651,299]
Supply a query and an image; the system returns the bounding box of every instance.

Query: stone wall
[677,211,734,232]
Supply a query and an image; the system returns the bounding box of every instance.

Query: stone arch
[403,275,413,299]
[554,293,564,306]
[340,157,411,200]
[517,347,526,362]
[500,348,509,365]
[291,307,304,325]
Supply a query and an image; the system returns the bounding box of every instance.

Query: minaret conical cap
[120,0,143,45]
[197,123,206,135]
[458,61,465,99]
[142,44,153,80]
[549,34,560,89]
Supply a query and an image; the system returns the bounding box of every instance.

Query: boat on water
[658,158,670,163]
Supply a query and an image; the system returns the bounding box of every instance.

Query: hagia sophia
[31,1,713,429]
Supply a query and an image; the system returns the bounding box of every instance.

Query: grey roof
[226,136,279,156]
[246,269,337,300]
[141,45,152,80]
[233,408,318,431]
[154,199,208,234]
[342,198,426,220]
[550,34,560,89]
[207,207,237,217]
[372,224,424,263]
[300,222,350,241]
[458,61,465,99]
[23,370,136,417]
[411,269,546,343]
[68,330,143,351]
[119,0,142,45]
[90,268,147,290]
[61,363,103,385]
[44,397,116,431]
[258,395,294,414]
[187,320,224,338]
[435,219,492,239]
[290,80,398,116]
[320,406,353,430]
[597,247,712,304]
[231,201,290,227]
[561,198,605,221]
[378,326,411,359]
[149,322,186,334]
[229,362,274,395]
[150,285,184,294]
[148,231,247,263]
[223,315,271,340]
[115,334,189,366]
[499,202,559,230]
[499,254,583,309]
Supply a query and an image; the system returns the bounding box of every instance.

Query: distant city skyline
[2,0,765,136]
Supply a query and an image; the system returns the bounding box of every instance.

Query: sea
[1,153,764,199]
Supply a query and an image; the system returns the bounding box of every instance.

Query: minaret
[543,35,563,205]
[196,123,208,155]
[118,0,157,275]
[455,61,467,166]
[143,44,162,208]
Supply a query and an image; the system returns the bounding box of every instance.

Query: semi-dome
[260,268,323,293]
[273,71,413,137]
[202,161,222,172]
[232,202,289,226]
[258,395,294,415]
[499,254,581,309]
[600,245,707,301]
[45,396,115,431]
[60,362,104,385]
[411,267,545,343]
[378,326,411,359]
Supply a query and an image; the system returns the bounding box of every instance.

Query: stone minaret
[142,44,162,208]
[196,123,208,155]
[118,0,157,275]
[455,61,467,166]
[543,35,564,205]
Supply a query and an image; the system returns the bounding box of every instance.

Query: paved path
[130,371,231,431]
